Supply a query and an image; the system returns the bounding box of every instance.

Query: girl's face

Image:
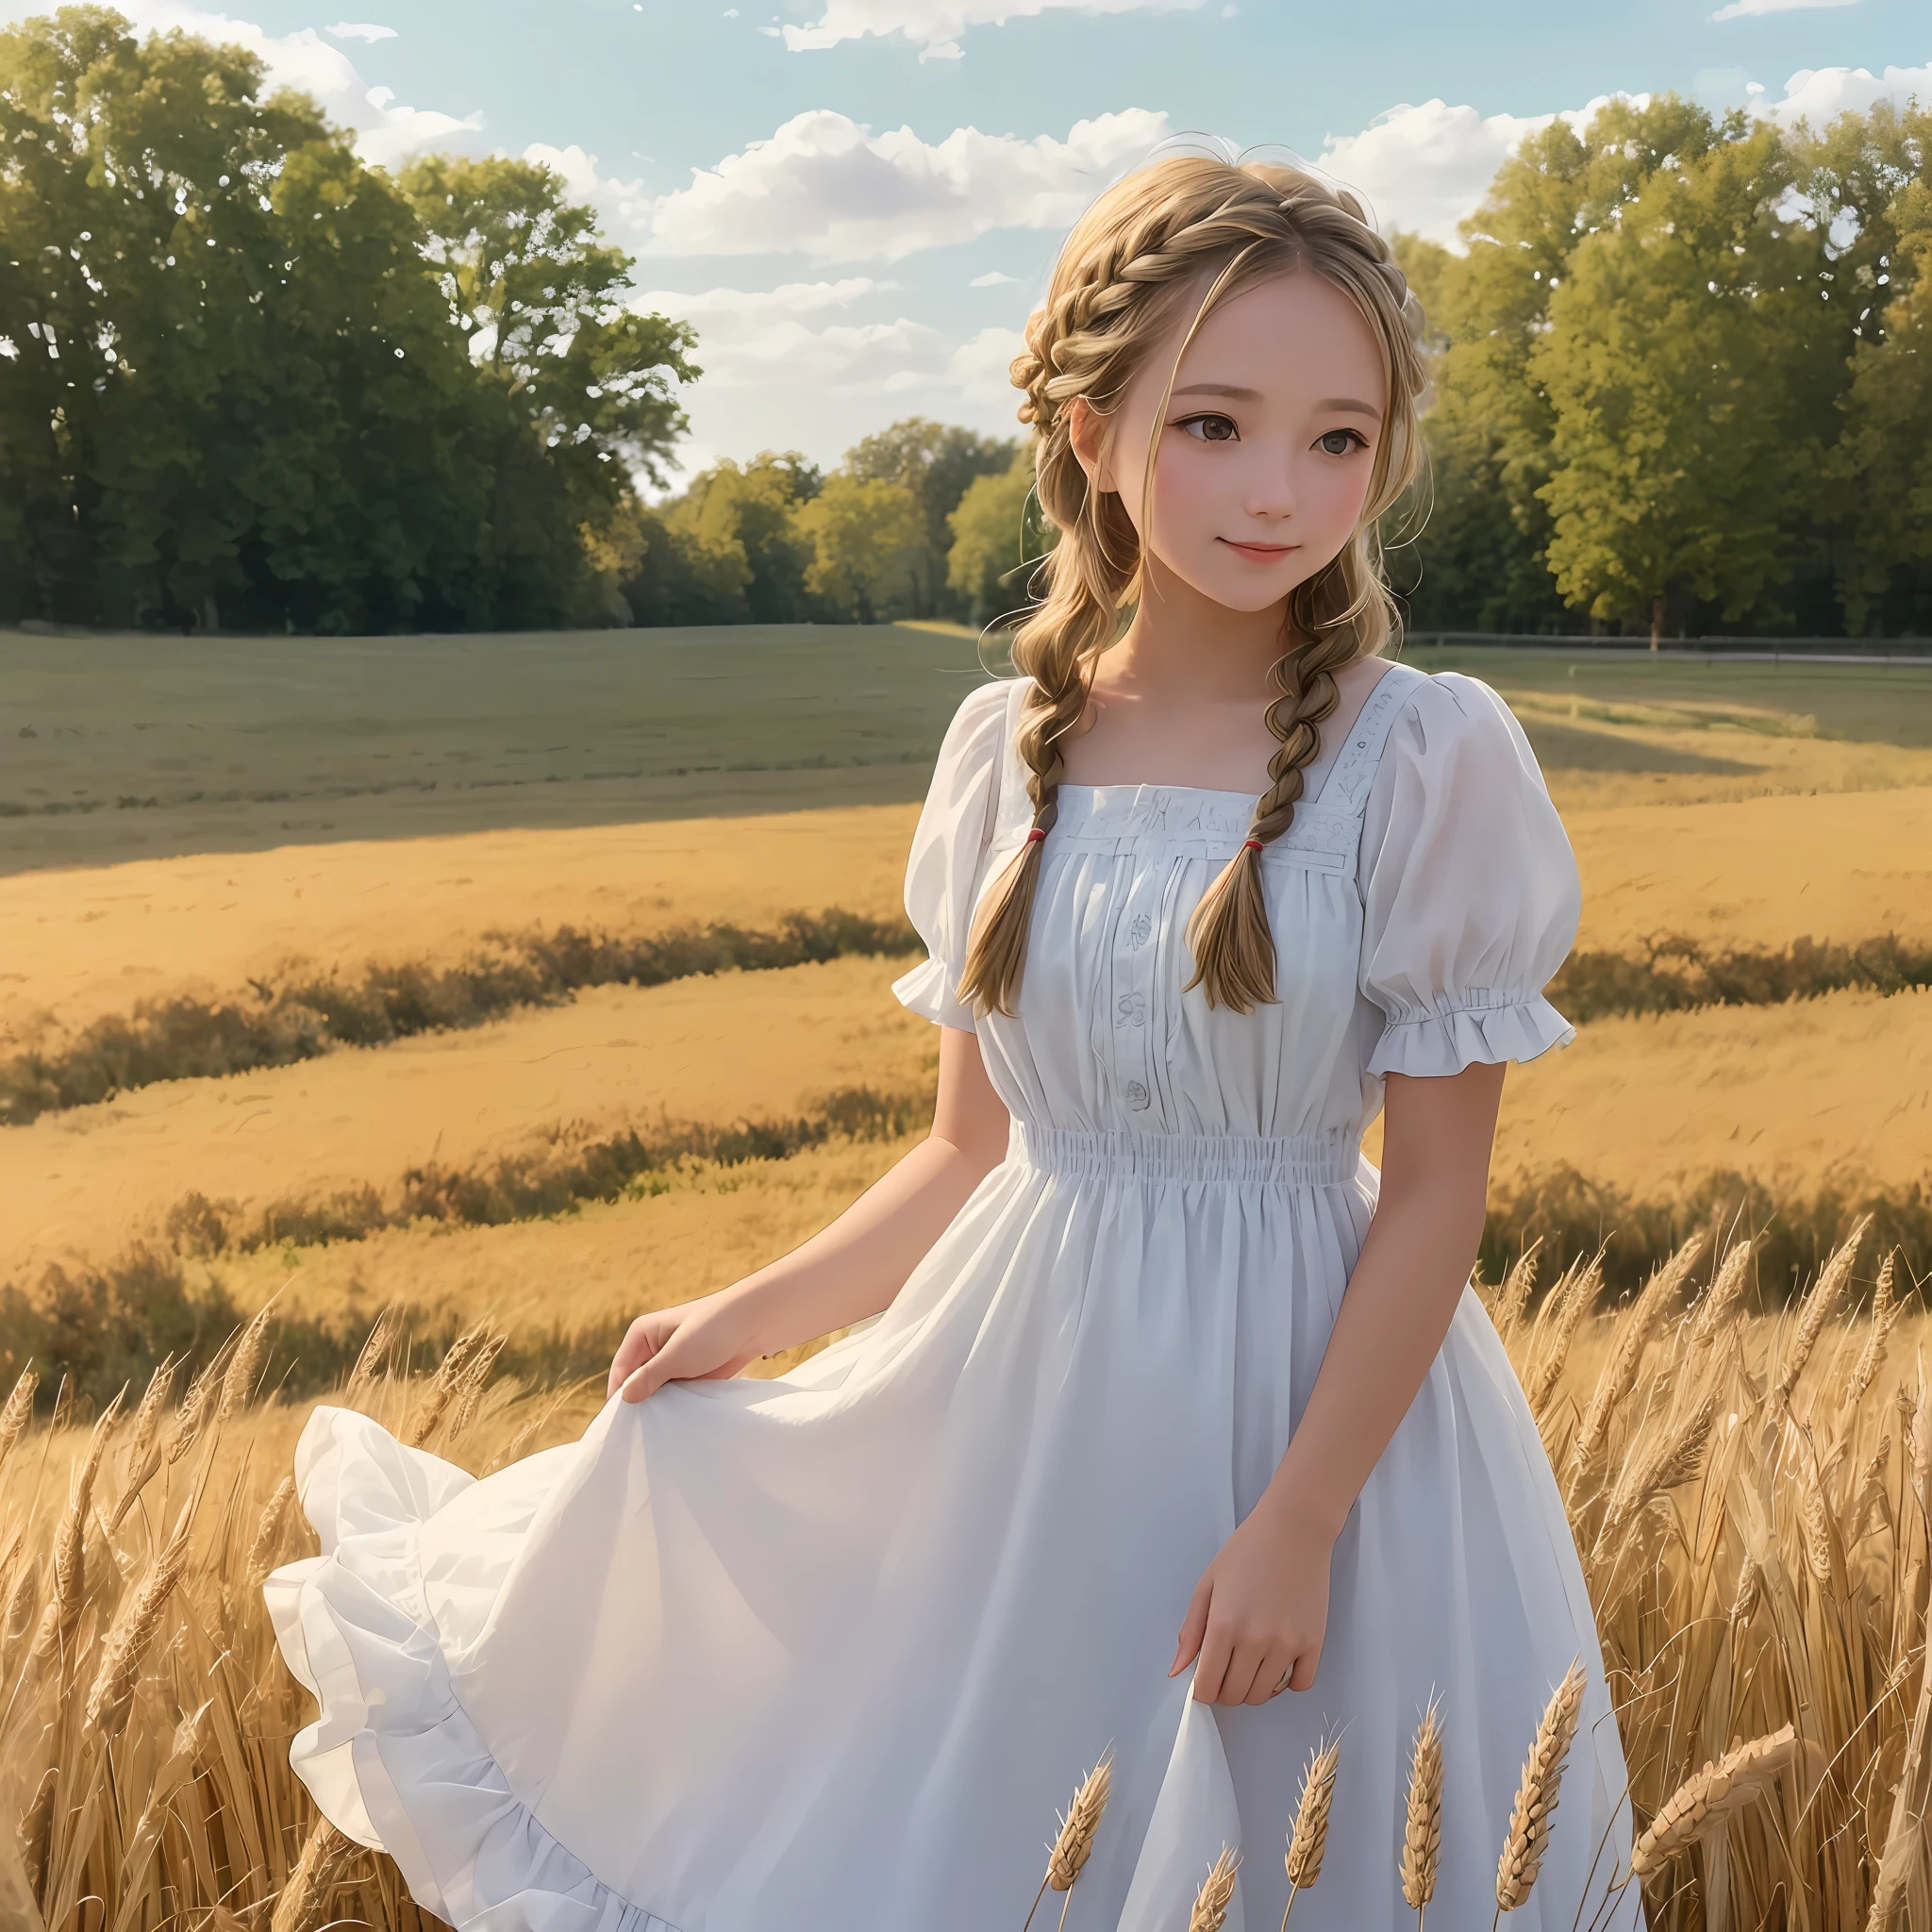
[1071,269,1388,616]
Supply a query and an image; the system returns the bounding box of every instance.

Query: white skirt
[268,1124,1641,1931]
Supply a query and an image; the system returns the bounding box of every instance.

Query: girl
[268,156,1642,1931]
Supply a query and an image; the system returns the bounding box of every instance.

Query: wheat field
[0,1227,1922,1931]
[1,629,1928,1927]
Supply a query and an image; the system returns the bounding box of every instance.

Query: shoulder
[935,676,1019,760]
[1380,667,1542,773]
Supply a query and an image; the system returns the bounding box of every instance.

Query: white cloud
[1760,59,1932,121]
[1317,95,1637,246]
[0,0,487,166]
[643,107,1170,261]
[325,19,396,40]
[638,281,1024,421]
[782,0,1202,60]
[1709,0,1857,18]
[970,268,1019,286]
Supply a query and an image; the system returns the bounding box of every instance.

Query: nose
[1242,442,1298,523]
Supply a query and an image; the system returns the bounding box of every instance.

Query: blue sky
[13,0,1929,476]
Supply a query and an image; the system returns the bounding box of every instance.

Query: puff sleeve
[1357,671,1582,1078]
[891,679,1011,1030]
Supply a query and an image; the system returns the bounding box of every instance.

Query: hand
[1170,1494,1335,1706]
[607,1288,768,1403]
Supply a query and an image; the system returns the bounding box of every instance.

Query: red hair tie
[1024,825,1048,844]
[1241,838,1264,853]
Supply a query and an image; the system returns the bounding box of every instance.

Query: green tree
[668,454,820,623]
[946,450,1044,625]
[1534,116,1841,643]
[396,153,696,625]
[843,416,1017,616]
[796,474,924,622]
[0,5,507,631]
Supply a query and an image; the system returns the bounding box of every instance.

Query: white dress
[268,660,1643,1932]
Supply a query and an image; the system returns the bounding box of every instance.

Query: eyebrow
[1170,383,1385,423]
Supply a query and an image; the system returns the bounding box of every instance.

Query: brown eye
[1177,412,1239,443]
[1317,428,1366,456]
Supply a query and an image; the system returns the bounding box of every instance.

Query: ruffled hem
[1367,991,1575,1078]
[890,955,977,1031]
[264,1406,683,1932]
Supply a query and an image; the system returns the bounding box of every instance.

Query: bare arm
[1174,1059,1508,1703]
[608,1025,1010,1402]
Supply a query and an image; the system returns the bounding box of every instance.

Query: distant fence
[1404,632,1932,664]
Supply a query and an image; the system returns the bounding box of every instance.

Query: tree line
[3,8,1926,638]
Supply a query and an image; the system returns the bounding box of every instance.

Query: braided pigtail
[1183,565,1359,1011]
[957,151,1430,1018]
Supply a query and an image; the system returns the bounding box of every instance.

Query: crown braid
[958,155,1428,1018]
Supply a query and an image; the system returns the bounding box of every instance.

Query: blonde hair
[956,154,1429,1017]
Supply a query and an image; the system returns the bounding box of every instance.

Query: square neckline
[1043,660,1408,816]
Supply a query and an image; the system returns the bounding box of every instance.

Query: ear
[1066,397,1116,495]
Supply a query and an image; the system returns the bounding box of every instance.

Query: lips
[1219,539,1298,562]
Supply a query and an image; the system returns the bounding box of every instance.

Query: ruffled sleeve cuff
[1367,987,1576,1079]
[892,956,978,1032]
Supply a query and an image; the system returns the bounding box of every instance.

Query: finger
[608,1321,663,1397]
[1245,1649,1292,1706]
[1216,1639,1269,1708]
[1191,1622,1234,1704]
[621,1339,686,1404]
[1170,1578,1212,1677]
[1288,1643,1321,1693]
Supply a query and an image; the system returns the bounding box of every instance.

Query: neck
[1106,553,1290,701]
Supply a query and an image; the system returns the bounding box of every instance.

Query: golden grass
[1491,984,1932,1199]
[1562,785,1932,954]
[0,1224,1924,1927]
[0,805,920,1045]
[0,958,933,1281]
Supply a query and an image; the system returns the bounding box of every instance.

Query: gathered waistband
[1008,1121,1362,1188]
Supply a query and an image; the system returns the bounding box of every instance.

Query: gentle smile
[1217,538,1299,561]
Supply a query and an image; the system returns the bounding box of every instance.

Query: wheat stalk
[1843,1252,1900,1411]
[272,1817,358,1932]
[108,1702,209,1932]
[85,1516,192,1736]
[1493,1656,1587,1920]
[1687,1237,1755,1349]
[1492,1241,1542,1345]
[29,1390,124,1666]
[405,1328,486,1447]
[219,1300,277,1422]
[1189,1845,1241,1932]
[109,1356,175,1530]
[1524,1256,1601,1417]
[1572,1237,1703,1472]
[347,1306,401,1391]
[0,1365,38,1474]
[1021,1751,1112,1932]
[1772,1214,1870,1407]
[1400,1694,1444,1919]
[247,1472,299,1589]
[1629,1724,1796,1876]
[1279,1732,1341,1927]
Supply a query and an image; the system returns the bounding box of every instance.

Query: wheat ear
[85,1516,191,1736]
[1189,1845,1241,1932]
[1280,1732,1341,1927]
[0,1366,38,1474]
[29,1390,124,1665]
[1494,1656,1587,1919]
[1021,1751,1112,1932]
[247,1472,299,1589]
[1629,1724,1795,1876]
[1401,1695,1444,1918]
[219,1300,277,1421]
[272,1818,358,1932]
